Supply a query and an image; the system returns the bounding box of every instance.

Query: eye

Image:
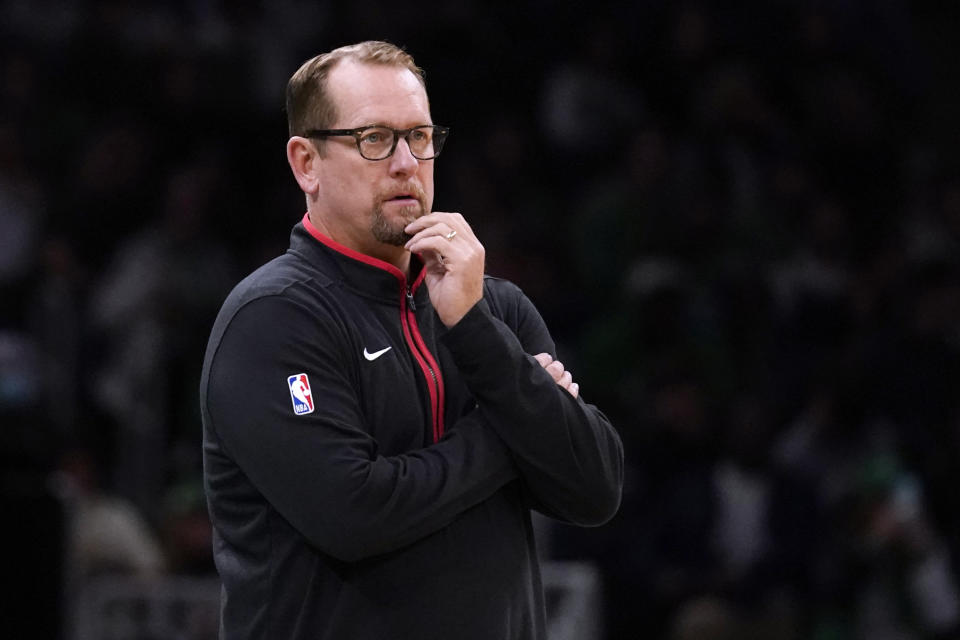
[410,129,428,142]
[361,130,383,144]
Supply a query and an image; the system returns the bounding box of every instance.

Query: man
[201,41,623,640]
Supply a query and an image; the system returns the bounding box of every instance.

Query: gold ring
[445,230,457,240]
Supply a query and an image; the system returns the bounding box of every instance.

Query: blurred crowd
[2,1,959,639]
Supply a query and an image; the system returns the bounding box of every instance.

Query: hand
[533,353,580,399]
[405,212,485,327]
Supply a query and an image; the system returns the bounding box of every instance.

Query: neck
[375,244,413,276]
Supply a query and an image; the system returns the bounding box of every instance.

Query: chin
[372,215,414,246]
[378,230,412,247]
[372,203,423,246]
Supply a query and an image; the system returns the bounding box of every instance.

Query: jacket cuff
[441,299,520,371]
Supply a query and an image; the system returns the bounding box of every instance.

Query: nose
[388,136,419,177]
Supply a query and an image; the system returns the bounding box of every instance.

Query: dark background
[3,1,960,638]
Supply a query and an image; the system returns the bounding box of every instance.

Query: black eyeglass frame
[304,125,450,161]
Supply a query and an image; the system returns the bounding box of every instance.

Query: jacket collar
[290,213,428,305]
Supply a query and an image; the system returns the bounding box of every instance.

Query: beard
[370,183,429,246]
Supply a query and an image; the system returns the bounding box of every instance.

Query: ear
[286,136,320,196]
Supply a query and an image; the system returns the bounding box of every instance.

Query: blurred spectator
[669,596,740,640]
[0,121,44,327]
[538,16,644,165]
[58,448,166,581]
[87,154,237,518]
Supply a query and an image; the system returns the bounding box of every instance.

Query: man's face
[315,61,435,250]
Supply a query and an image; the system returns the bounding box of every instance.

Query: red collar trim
[301,213,423,289]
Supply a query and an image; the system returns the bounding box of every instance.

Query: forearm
[442,300,624,525]
[209,408,516,562]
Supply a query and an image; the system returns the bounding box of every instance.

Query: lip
[384,195,418,205]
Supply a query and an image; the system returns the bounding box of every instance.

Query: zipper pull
[406,287,416,312]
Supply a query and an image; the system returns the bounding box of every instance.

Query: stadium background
[3,1,960,638]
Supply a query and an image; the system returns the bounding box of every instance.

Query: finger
[558,370,573,389]
[569,382,580,398]
[533,353,553,368]
[405,212,462,235]
[407,212,478,242]
[404,223,457,250]
[403,212,443,234]
[545,360,565,382]
[406,235,461,265]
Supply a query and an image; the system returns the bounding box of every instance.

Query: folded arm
[204,295,517,562]
[442,286,624,526]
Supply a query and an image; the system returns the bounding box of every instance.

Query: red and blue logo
[287,373,314,415]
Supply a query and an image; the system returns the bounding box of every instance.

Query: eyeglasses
[305,125,450,161]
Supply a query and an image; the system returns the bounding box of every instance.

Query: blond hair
[286,41,426,137]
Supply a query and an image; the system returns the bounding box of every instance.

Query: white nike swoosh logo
[363,346,392,361]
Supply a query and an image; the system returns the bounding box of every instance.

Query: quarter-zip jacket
[200,215,623,640]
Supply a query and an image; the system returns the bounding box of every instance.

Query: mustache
[378,182,428,206]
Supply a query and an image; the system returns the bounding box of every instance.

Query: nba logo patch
[287,373,314,415]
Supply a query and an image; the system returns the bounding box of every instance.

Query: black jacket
[200,216,623,639]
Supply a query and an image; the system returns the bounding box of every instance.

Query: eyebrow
[352,122,434,130]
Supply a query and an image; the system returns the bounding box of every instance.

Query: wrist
[439,295,482,328]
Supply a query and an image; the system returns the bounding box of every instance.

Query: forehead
[327,60,431,127]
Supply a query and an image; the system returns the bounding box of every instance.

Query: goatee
[371,184,428,246]
[371,205,419,246]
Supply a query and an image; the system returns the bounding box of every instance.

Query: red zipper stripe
[400,289,442,442]
[302,213,445,443]
[407,268,445,442]
[407,312,445,440]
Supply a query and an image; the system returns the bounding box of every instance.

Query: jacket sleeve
[203,295,517,562]
[441,287,624,526]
